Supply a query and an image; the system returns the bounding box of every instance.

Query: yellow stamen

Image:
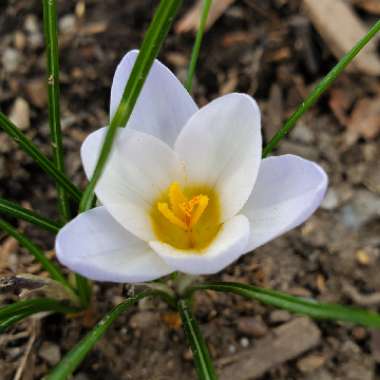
[157,202,188,230]
[189,195,209,228]
[169,182,187,219]
[157,183,209,231]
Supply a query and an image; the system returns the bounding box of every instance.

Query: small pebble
[240,337,250,348]
[2,48,21,73]
[38,341,61,366]
[8,97,30,130]
[269,310,291,324]
[297,354,326,373]
[237,316,268,338]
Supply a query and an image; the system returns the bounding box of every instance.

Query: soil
[1,0,380,379]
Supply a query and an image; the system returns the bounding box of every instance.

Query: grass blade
[0,112,81,202]
[185,0,212,92]
[79,0,183,212]
[44,291,153,380]
[0,299,79,333]
[262,19,380,157]
[178,298,217,380]
[0,219,70,290]
[189,282,380,328]
[0,298,79,321]
[42,0,71,222]
[0,198,61,233]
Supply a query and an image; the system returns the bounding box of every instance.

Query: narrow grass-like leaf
[0,219,70,290]
[0,198,61,233]
[178,298,217,380]
[0,298,79,321]
[79,0,183,212]
[185,0,212,92]
[42,0,71,222]
[75,275,92,309]
[44,291,153,380]
[262,19,380,157]
[0,300,78,334]
[188,282,380,328]
[0,112,81,201]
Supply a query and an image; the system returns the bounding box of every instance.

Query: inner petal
[151,183,221,250]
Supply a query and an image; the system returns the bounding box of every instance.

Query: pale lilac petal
[81,127,186,241]
[150,215,250,274]
[56,207,173,283]
[174,93,262,222]
[110,50,198,146]
[241,154,328,252]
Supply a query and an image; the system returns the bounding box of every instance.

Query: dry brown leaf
[303,0,380,76]
[348,96,380,139]
[175,0,236,34]
[328,88,353,125]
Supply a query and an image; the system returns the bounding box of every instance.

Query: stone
[269,310,291,324]
[219,317,321,380]
[8,97,30,130]
[237,316,268,338]
[38,341,61,366]
[1,48,21,73]
[297,354,326,373]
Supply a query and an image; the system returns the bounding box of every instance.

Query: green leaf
[178,298,217,380]
[0,298,79,322]
[0,197,61,233]
[0,112,81,202]
[185,0,212,93]
[0,219,71,290]
[188,282,380,328]
[262,19,380,157]
[79,0,183,212]
[42,0,71,222]
[44,291,153,380]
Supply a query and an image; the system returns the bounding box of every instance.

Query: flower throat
[151,182,221,250]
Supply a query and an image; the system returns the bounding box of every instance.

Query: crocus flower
[56,50,328,283]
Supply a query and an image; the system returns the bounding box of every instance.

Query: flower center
[151,182,221,250]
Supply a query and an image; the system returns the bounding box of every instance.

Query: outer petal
[56,207,173,283]
[81,127,186,241]
[110,50,198,147]
[241,154,328,252]
[149,215,250,275]
[174,93,262,222]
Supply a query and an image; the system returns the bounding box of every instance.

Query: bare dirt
[1,0,380,379]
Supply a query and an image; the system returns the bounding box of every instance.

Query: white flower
[55,50,328,283]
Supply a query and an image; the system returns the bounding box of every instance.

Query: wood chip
[175,0,236,34]
[303,0,380,76]
[352,0,380,15]
[219,317,321,380]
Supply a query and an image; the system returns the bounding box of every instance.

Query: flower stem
[262,19,380,157]
[42,0,71,223]
[185,0,212,93]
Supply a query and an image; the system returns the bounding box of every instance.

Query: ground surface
[1,0,380,379]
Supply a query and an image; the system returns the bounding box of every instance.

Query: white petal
[81,127,186,241]
[55,207,173,283]
[174,93,262,221]
[110,50,198,147]
[149,215,250,275]
[242,154,328,252]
